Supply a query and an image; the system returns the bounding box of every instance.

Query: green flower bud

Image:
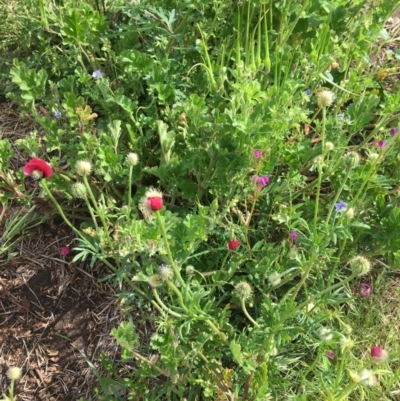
[350,256,371,276]
[126,152,139,166]
[234,281,253,301]
[71,182,87,198]
[344,152,360,169]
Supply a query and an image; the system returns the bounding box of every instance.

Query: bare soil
[0,221,120,401]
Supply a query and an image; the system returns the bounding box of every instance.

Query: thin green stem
[204,319,228,343]
[127,165,133,214]
[291,253,317,301]
[83,195,99,231]
[131,349,170,377]
[40,180,95,251]
[313,162,323,237]
[241,299,260,328]
[155,211,185,287]
[220,250,231,271]
[336,381,359,401]
[82,175,113,247]
[152,289,182,318]
[166,280,189,313]
[284,271,359,322]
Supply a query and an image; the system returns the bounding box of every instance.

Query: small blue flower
[305,89,311,95]
[335,201,347,212]
[337,113,344,119]
[92,69,101,79]
[53,111,61,118]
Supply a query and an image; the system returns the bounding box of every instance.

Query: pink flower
[390,128,399,136]
[371,346,389,363]
[148,197,163,211]
[23,158,53,179]
[251,175,269,188]
[290,231,298,241]
[378,140,386,150]
[228,239,240,251]
[353,283,371,297]
[325,351,335,359]
[60,246,70,256]
[253,149,263,158]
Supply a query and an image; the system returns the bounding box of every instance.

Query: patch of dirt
[0,221,121,401]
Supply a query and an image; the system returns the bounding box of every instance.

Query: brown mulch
[0,219,122,401]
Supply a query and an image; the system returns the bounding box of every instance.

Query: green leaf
[111,321,138,360]
[230,341,244,366]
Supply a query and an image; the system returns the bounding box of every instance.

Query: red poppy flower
[23,158,53,179]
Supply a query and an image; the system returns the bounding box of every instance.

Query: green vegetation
[1,0,400,400]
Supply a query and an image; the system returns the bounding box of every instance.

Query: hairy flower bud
[358,369,377,386]
[186,265,195,275]
[148,275,163,288]
[369,152,379,162]
[319,327,334,341]
[126,152,139,166]
[325,141,334,151]
[159,265,174,281]
[76,160,92,176]
[350,256,371,276]
[234,281,253,301]
[71,182,87,198]
[7,367,22,380]
[316,89,334,107]
[344,151,360,169]
[345,207,355,219]
[268,272,282,286]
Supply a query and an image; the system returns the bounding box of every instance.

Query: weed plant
[1,0,400,400]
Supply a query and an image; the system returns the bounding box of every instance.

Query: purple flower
[305,89,311,95]
[53,111,61,118]
[335,201,347,212]
[92,69,101,79]
[353,283,371,297]
[325,351,335,359]
[290,230,298,241]
[253,149,263,158]
[337,113,344,119]
[378,140,386,150]
[251,175,269,188]
[390,128,399,136]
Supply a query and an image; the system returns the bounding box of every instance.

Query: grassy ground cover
[1,0,400,400]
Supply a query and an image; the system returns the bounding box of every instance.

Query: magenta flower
[353,283,371,297]
[371,346,389,363]
[378,140,386,150]
[290,231,298,241]
[60,246,71,256]
[390,128,399,136]
[325,351,335,359]
[253,149,263,158]
[251,175,269,188]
